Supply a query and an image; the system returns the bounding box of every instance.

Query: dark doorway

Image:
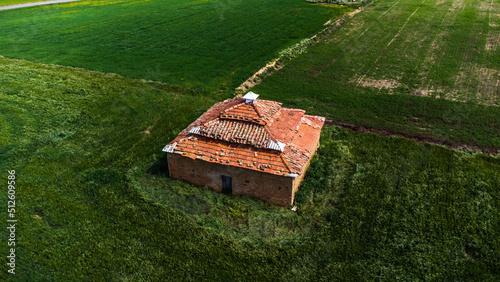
[221,175,232,195]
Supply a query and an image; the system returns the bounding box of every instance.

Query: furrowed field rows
[0,0,350,92]
[253,0,500,149]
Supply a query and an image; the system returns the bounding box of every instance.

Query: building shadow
[146,154,170,176]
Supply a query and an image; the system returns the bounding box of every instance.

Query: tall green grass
[0,0,350,92]
[1,57,499,279]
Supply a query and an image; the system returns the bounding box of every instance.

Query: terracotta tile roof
[173,136,292,175]
[284,115,325,173]
[252,99,282,123]
[164,96,325,176]
[221,102,264,125]
[268,108,305,145]
[195,119,271,148]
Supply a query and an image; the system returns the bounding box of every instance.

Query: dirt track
[0,0,81,11]
[324,119,500,155]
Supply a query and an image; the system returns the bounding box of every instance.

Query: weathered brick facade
[168,153,295,206]
[163,93,324,206]
[167,134,319,206]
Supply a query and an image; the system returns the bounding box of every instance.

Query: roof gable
[220,102,265,125]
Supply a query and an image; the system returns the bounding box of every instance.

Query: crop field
[1,0,500,280]
[1,57,499,279]
[0,0,49,6]
[0,0,350,92]
[253,0,500,149]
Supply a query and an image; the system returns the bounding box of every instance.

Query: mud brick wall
[167,153,295,206]
[290,137,321,204]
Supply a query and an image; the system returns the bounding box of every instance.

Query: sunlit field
[1,0,499,279]
[1,57,499,280]
[254,0,500,149]
[0,0,350,91]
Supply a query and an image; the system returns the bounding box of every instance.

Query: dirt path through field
[324,119,499,155]
[0,0,81,11]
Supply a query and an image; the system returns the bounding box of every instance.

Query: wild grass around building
[0,0,350,92]
[1,57,499,280]
[253,0,500,149]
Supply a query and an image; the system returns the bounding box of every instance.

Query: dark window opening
[222,175,232,195]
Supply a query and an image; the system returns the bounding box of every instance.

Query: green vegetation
[1,0,499,279]
[254,0,500,149]
[1,57,499,279]
[307,0,375,9]
[0,0,48,6]
[0,0,350,92]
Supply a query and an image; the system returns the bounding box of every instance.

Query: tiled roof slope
[164,97,325,177]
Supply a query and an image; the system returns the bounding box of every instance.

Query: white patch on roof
[268,139,285,152]
[286,173,298,178]
[162,143,177,153]
[243,91,259,103]
[189,126,201,134]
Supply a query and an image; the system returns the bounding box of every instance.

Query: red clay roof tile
[165,96,325,176]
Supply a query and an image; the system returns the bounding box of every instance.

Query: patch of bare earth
[441,0,465,26]
[489,0,500,27]
[429,64,499,106]
[356,76,405,90]
[477,67,500,106]
[420,0,464,80]
[417,0,500,104]
[485,31,500,51]
[486,0,500,52]
[355,0,426,87]
[414,64,499,106]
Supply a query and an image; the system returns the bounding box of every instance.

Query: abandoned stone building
[162,92,325,206]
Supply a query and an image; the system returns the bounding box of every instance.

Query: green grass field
[253,0,500,149]
[0,0,48,6]
[1,57,499,280]
[1,0,500,279]
[0,0,350,92]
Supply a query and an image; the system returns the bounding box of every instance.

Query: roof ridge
[250,101,265,122]
[279,151,293,174]
[221,100,244,114]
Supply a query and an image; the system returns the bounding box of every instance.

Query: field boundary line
[234,0,407,93]
[0,0,81,11]
[356,0,426,86]
[234,6,367,94]
[324,119,500,155]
